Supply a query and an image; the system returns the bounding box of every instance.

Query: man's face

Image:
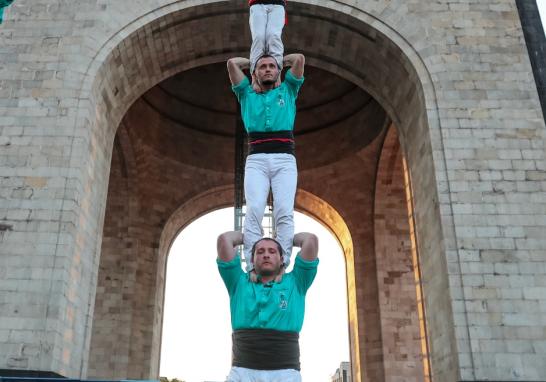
[253,239,283,277]
[255,56,279,86]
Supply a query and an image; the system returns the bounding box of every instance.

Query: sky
[160,4,546,382]
[160,208,349,382]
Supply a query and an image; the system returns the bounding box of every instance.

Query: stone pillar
[0,1,112,376]
[516,0,546,119]
[374,127,427,382]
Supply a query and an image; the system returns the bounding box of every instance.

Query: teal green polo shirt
[0,0,14,23]
[232,70,304,133]
[217,254,319,332]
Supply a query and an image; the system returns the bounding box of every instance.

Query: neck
[260,83,276,91]
[260,275,276,284]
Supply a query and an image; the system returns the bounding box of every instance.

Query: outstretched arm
[293,232,318,261]
[284,53,305,79]
[217,231,243,262]
[227,57,251,86]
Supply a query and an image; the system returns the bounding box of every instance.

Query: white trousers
[228,366,301,382]
[243,153,297,270]
[249,4,285,73]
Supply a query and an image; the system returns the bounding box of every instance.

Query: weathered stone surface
[0,0,545,381]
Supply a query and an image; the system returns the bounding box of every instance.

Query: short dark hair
[251,237,283,261]
[254,54,279,71]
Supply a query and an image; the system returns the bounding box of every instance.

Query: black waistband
[250,0,286,6]
[232,329,300,370]
[247,130,295,155]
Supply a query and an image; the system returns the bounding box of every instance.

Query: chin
[261,79,275,86]
[258,267,280,277]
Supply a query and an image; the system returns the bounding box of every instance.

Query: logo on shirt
[279,292,288,310]
[278,95,285,107]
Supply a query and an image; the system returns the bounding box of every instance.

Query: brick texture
[0,1,545,381]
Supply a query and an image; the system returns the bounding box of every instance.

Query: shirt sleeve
[231,76,251,102]
[291,253,319,294]
[283,70,304,98]
[217,255,244,296]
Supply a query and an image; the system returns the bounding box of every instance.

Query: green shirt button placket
[258,287,270,326]
[265,98,271,128]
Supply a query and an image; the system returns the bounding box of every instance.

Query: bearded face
[255,56,280,86]
[252,239,283,277]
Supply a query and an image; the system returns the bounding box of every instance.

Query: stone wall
[0,0,544,380]
[375,127,427,381]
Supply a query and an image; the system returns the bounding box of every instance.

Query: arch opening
[86,1,454,381]
[159,207,350,382]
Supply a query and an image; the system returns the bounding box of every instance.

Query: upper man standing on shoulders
[227,53,305,278]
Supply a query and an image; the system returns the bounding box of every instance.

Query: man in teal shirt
[227,53,305,276]
[217,231,318,382]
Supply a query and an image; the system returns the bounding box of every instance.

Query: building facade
[331,362,352,382]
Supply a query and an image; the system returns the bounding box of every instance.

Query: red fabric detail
[249,138,295,145]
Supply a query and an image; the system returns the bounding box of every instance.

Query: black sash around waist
[250,0,286,6]
[232,329,300,370]
[247,130,295,155]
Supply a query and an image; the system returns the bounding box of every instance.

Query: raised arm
[227,57,251,86]
[217,231,243,262]
[284,53,305,79]
[293,232,318,261]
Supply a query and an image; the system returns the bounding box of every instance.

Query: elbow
[217,232,230,249]
[227,57,241,70]
[217,231,242,249]
[307,233,318,249]
[227,58,235,70]
[300,232,318,248]
[295,54,305,66]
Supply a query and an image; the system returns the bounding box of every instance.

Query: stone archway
[151,189,355,380]
[82,1,453,381]
[3,1,546,381]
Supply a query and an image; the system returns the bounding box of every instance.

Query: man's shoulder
[283,70,304,84]
[280,71,304,97]
[232,76,251,92]
[284,257,319,280]
[217,255,245,274]
[294,255,319,268]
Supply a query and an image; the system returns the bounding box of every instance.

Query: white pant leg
[228,367,301,382]
[249,4,267,73]
[269,154,297,267]
[244,154,270,271]
[227,366,255,382]
[264,4,285,70]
